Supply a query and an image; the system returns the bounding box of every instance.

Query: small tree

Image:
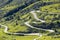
[16,21,18,25]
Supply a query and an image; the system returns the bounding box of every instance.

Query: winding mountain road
[25,10,55,33]
[0,1,58,40]
[25,10,55,40]
[0,24,40,35]
[30,11,45,22]
[34,35,42,40]
[0,10,55,40]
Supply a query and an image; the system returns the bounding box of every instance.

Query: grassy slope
[0,28,38,40]
[40,3,60,13]
[0,0,60,40]
[38,35,60,40]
